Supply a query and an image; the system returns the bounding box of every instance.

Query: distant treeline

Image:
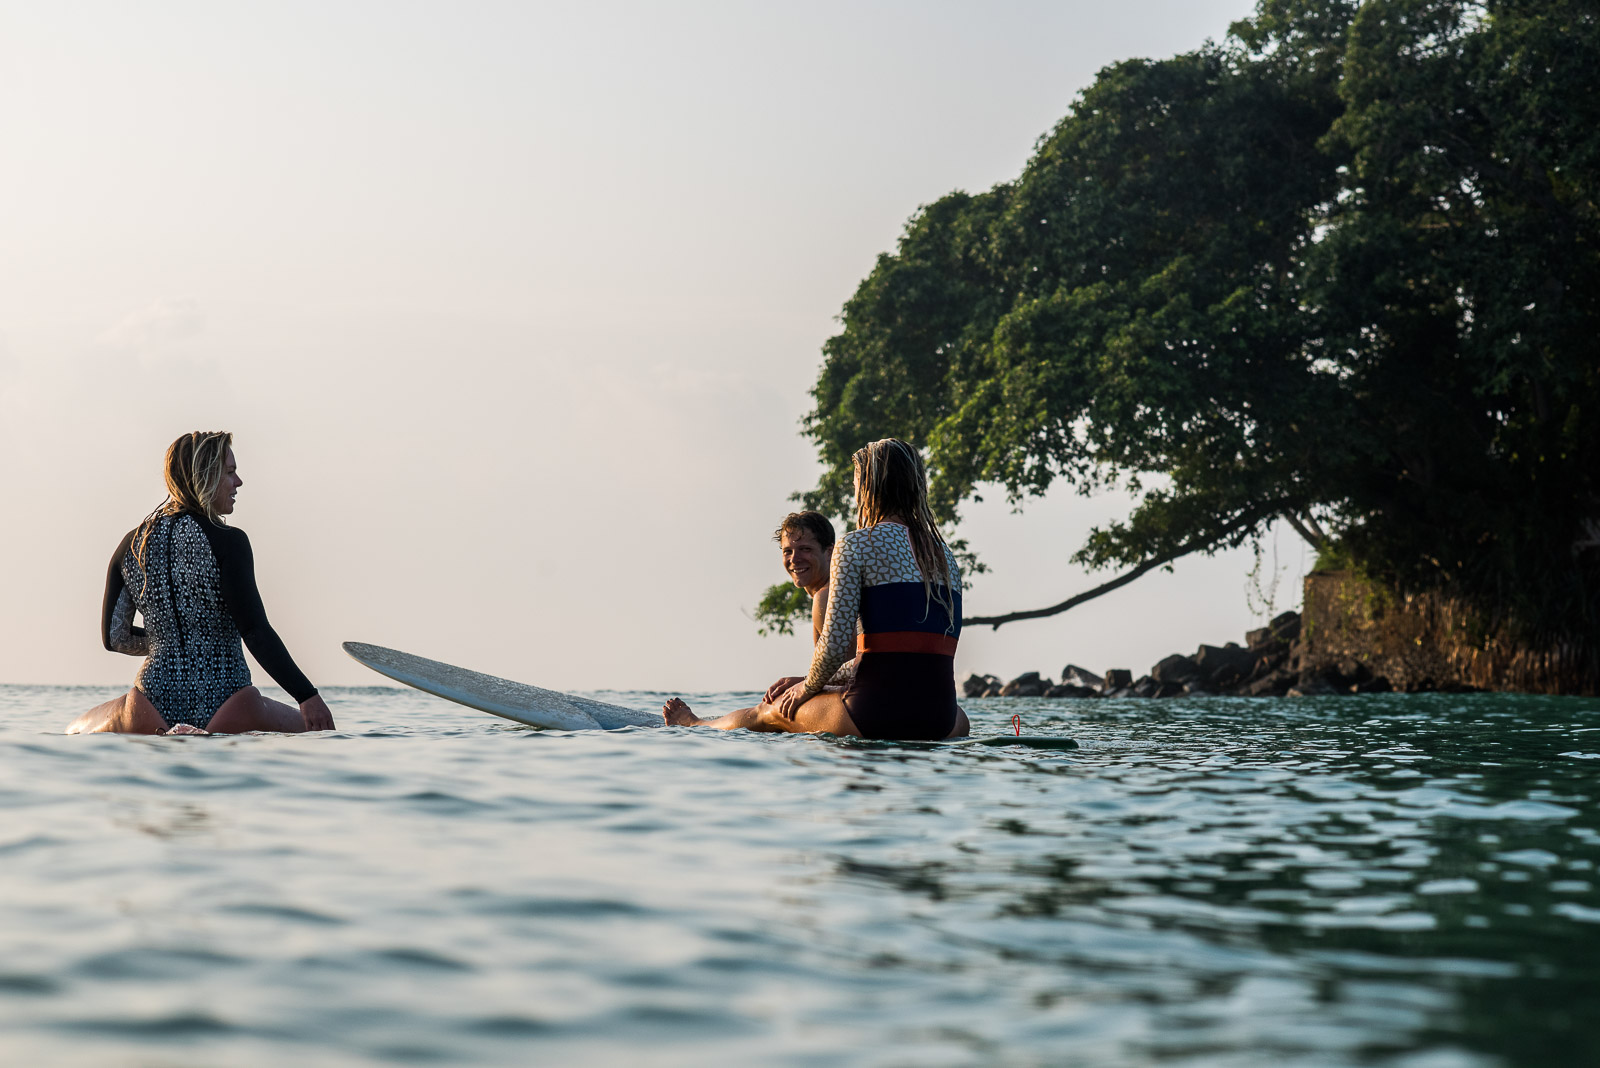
[760,0,1600,646]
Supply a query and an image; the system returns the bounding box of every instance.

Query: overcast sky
[0,0,1309,695]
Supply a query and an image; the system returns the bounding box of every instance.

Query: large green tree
[761,0,1600,641]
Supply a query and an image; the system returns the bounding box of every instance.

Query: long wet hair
[853,438,955,620]
[133,431,234,574]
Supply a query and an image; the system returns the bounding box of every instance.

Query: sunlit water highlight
[3,685,1599,1066]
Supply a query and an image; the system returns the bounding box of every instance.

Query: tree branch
[962,552,1188,629]
[1283,511,1324,550]
[962,510,1276,630]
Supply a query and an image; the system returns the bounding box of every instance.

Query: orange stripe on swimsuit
[857,631,958,656]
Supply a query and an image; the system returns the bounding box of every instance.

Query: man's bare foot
[162,723,210,736]
[662,698,701,727]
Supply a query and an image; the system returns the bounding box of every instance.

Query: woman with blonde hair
[70,432,335,735]
[664,438,963,740]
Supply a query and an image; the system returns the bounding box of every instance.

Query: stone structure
[957,570,1596,698]
[1300,571,1598,696]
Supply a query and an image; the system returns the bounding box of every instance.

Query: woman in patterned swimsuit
[663,438,964,741]
[69,431,336,735]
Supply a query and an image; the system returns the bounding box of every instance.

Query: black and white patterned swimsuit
[101,512,318,729]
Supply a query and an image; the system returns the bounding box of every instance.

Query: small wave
[373,948,474,972]
[57,1012,240,1037]
[74,947,246,980]
[460,1014,555,1036]
[0,973,58,994]
[456,891,649,919]
[220,902,346,926]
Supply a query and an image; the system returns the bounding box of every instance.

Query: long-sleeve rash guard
[803,522,961,695]
[102,512,316,725]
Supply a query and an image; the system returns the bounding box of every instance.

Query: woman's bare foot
[162,723,210,736]
[662,698,702,727]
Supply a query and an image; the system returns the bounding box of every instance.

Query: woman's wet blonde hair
[134,431,234,569]
[853,438,955,623]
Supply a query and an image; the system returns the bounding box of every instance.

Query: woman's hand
[772,684,812,723]
[764,676,806,704]
[299,694,336,732]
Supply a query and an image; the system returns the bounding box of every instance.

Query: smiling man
[779,513,837,640]
[662,509,970,736]
[760,511,852,703]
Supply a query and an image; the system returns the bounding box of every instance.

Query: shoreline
[963,608,1428,701]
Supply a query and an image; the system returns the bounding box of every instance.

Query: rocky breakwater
[961,610,1400,700]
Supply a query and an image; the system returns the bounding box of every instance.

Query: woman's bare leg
[204,687,307,734]
[67,689,169,734]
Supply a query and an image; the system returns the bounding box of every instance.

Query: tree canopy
[759,0,1600,641]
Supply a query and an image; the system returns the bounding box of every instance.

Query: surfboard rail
[342,641,660,730]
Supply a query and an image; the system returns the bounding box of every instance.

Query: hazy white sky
[0,0,1309,694]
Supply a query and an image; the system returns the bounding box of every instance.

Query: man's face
[781,529,829,591]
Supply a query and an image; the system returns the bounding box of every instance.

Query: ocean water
[2,686,1599,1066]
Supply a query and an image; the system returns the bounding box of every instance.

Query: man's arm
[766,584,853,704]
[810,583,829,645]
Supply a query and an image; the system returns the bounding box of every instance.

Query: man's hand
[764,676,806,704]
[300,694,336,732]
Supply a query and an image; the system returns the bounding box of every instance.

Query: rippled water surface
[4,686,1600,1066]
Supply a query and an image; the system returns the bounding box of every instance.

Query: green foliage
[794,0,1600,639]
[1313,538,1359,573]
[754,581,811,637]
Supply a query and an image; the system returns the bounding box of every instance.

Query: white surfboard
[342,641,660,731]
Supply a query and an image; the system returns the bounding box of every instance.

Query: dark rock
[1060,664,1105,691]
[981,685,1003,698]
[1104,668,1133,690]
[1241,645,1288,686]
[1104,686,1135,698]
[1152,654,1200,684]
[1153,680,1186,698]
[1353,676,1393,694]
[1243,669,1294,697]
[1246,626,1271,649]
[1268,611,1301,644]
[962,673,1000,699]
[999,672,1049,698]
[1333,658,1372,686]
[1194,644,1257,689]
[1044,683,1099,699]
[1288,671,1339,697]
[1181,680,1216,696]
[1131,675,1159,698]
